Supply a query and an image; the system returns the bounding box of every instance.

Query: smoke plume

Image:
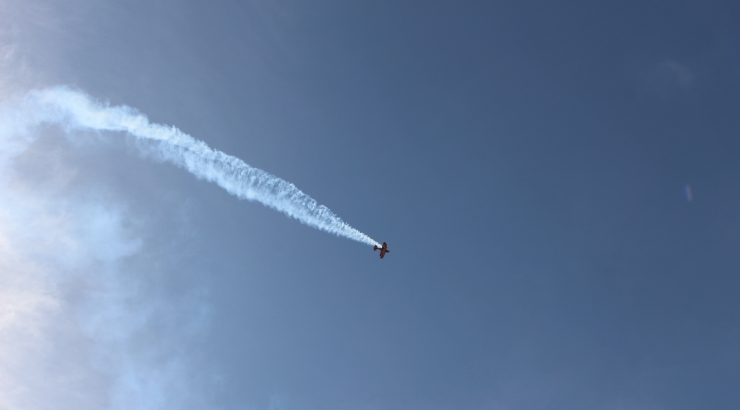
[1,86,379,247]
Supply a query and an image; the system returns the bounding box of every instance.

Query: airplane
[373,242,390,259]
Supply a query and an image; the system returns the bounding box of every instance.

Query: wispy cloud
[637,59,696,100]
[0,95,216,410]
[656,60,694,89]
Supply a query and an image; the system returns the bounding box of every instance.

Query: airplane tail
[373,245,378,251]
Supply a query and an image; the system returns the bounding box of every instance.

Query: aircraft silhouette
[374,242,390,259]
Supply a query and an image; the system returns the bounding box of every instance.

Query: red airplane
[374,242,390,259]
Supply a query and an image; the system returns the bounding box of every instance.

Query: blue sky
[1,1,739,409]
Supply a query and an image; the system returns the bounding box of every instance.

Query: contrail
[2,86,380,247]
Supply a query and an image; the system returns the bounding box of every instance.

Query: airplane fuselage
[374,242,390,259]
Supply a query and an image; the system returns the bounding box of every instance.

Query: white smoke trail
[3,86,379,247]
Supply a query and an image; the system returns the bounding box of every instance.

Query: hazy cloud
[0,86,216,410]
[656,60,694,89]
[637,59,696,100]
